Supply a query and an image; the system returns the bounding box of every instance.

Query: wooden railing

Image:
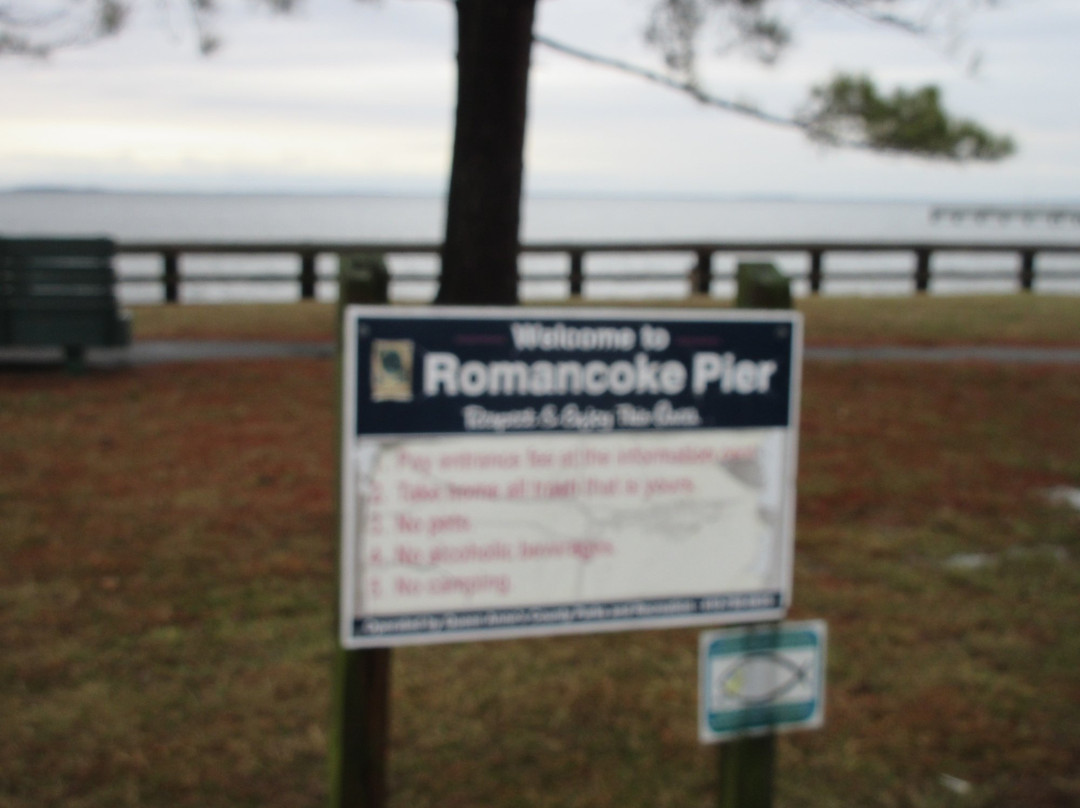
[116,240,1080,302]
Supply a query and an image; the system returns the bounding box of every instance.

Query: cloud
[0,0,1077,199]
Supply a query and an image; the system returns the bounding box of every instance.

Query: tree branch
[0,0,126,56]
[533,33,1013,162]
[534,33,795,130]
[815,0,929,35]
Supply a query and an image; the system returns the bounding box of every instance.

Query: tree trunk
[437,0,537,306]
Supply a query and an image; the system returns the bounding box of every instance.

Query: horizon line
[5,185,1080,207]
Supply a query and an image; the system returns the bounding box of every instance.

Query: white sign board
[699,620,827,743]
[341,306,802,647]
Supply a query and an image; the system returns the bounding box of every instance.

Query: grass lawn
[128,294,1080,346]
[2,297,1078,807]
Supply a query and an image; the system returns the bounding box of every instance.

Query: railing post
[300,250,318,301]
[569,250,584,299]
[694,249,713,296]
[914,248,932,294]
[1020,249,1036,292]
[163,250,180,304]
[808,250,824,296]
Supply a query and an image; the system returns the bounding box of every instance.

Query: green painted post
[330,253,392,808]
[329,648,390,808]
[717,260,792,808]
[735,261,792,310]
[719,735,776,808]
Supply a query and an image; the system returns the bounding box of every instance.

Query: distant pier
[930,206,1080,226]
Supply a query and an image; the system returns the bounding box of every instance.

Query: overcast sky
[2,0,1078,200]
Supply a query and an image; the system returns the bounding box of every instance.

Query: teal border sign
[699,620,827,743]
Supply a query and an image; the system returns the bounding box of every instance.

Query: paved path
[3,340,1080,369]
[805,345,1080,364]
[0,340,335,369]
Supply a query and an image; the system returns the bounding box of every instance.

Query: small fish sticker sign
[699,620,826,743]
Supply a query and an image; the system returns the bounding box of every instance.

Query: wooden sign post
[718,261,795,808]
[331,254,393,808]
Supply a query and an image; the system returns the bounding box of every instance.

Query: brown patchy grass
[792,363,1080,808]
[2,314,1079,807]
[131,302,337,342]
[1,362,337,808]
[128,294,1080,346]
[797,294,1080,346]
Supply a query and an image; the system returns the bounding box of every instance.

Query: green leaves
[802,73,1016,161]
[636,0,1017,162]
[646,0,791,79]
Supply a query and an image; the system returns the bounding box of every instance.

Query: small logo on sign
[371,340,414,402]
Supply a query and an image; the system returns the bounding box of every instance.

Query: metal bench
[0,237,131,369]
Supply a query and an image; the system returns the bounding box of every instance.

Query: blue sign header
[349,308,800,437]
